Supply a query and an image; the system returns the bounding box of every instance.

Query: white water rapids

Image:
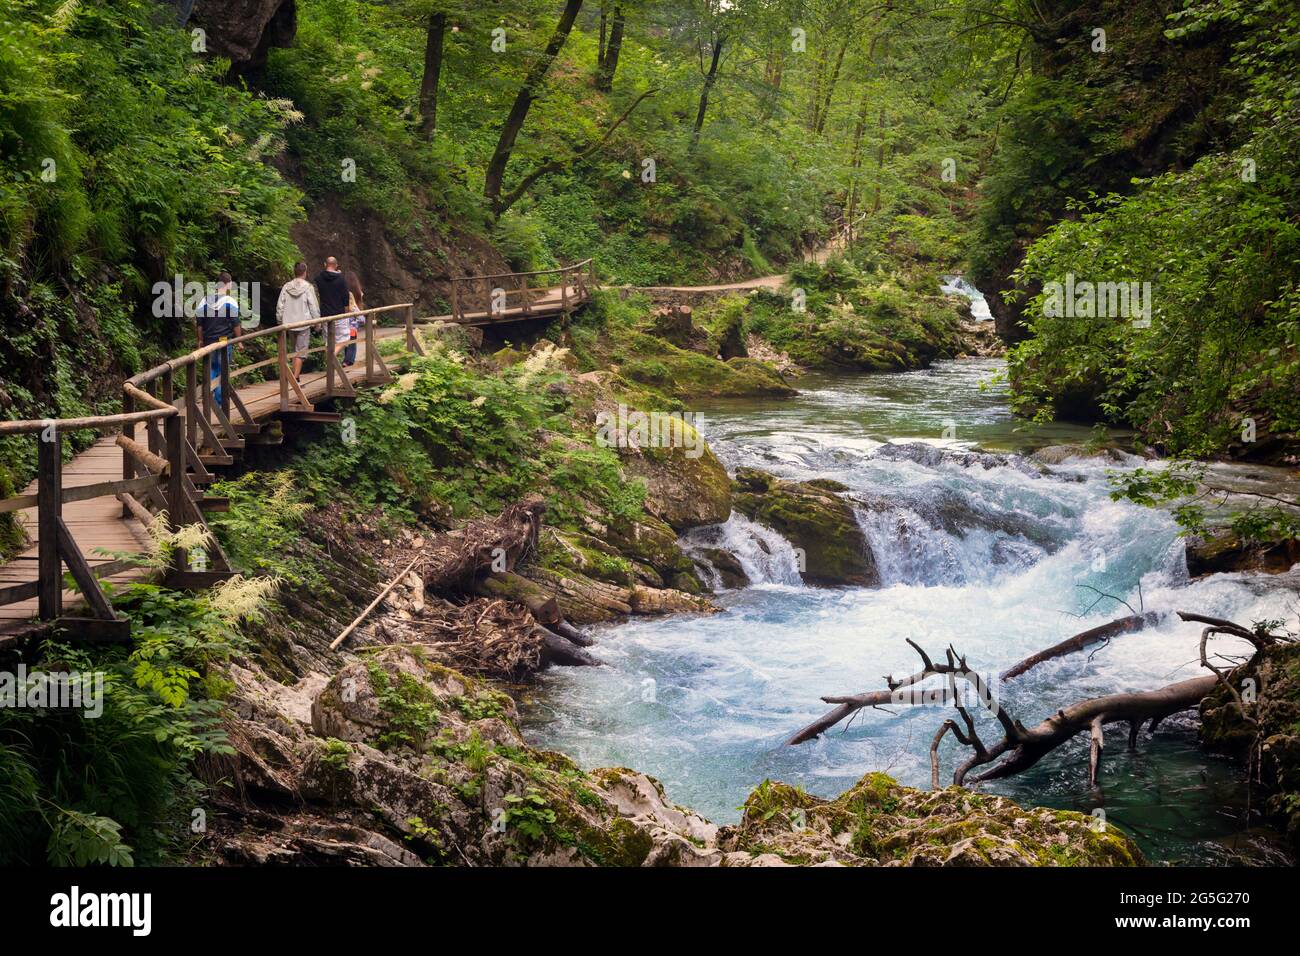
[521,358,1299,863]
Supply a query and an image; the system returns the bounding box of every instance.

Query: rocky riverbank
[187,289,1153,866]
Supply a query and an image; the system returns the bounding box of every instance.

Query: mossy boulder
[218,650,1147,867]
[745,274,963,372]
[1185,530,1300,578]
[1201,641,1300,852]
[721,772,1143,866]
[617,332,794,400]
[732,467,877,587]
[619,422,733,531]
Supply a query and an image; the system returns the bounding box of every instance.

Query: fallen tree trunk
[959,675,1217,786]
[474,571,595,646]
[540,629,601,667]
[1000,612,1157,680]
[786,614,1157,745]
[525,566,633,622]
[792,611,1279,790]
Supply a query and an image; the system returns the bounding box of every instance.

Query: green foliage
[503,787,557,844]
[1005,0,1300,455]
[747,254,961,370]
[206,472,316,585]
[292,349,646,531]
[368,663,442,752]
[1109,461,1300,543]
[0,583,254,865]
[1,0,304,503]
[47,809,133,867]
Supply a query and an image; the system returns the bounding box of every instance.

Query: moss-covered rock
[615,331,795,400]
[215,647,1148,867]
[743,269,963,372]
[619,422,733,531]
[1185,530,1300,578]
[720,772,1143,866]
[1201,641,1300,852]
[732,467,877,587]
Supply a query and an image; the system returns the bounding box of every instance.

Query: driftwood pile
[337,495,598,677]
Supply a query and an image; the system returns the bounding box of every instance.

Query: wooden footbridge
[0,261,594,641]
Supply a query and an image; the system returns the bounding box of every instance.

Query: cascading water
[940,274,994,321]
[521,358,1298,864]
[681,513,804,588]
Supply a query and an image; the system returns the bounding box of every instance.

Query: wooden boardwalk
[0,439,156,631]
[0,264,594,639]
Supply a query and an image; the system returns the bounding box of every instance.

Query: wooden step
[278,409,342,423]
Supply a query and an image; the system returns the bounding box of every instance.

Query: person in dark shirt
[193,272,239,405]
[315,257,352,364]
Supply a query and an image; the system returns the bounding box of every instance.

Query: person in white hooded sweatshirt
[276,261,321,377]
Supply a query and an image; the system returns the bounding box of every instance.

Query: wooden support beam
[116,434,170,477]
[117,491,156,527]
[165,414,186,576]
[55,516,118,621]
[164,569,238,591]
[37,427,62,620]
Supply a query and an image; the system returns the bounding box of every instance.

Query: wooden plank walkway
[0,439,155,630]
[0,276,591,636]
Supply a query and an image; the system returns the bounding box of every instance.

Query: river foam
[522,359,1297,863]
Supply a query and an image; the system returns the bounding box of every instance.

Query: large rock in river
[618,421,732,531]
[732,468,877,587]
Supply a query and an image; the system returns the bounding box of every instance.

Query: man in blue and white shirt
[194,272,239,406]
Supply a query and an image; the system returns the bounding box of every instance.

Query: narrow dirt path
[623,224,851,295]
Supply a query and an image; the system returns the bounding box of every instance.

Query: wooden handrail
[451,259,593,284]
[126,302,414,388]
[0,406,175,436]
[0,263,600,633]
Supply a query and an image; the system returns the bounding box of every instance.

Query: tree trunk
[691,34,725,146]
[596,6,625,91]
[483,0,585,209]
[418,12,447,137]
[814,37,849,137]
[761,46,784,120]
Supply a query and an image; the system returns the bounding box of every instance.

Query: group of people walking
[191,258,367,403]
[275,257,367,375]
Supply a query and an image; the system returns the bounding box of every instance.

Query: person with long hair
[343,271,365,367]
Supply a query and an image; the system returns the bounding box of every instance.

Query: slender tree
[419,10,448,135]
[595,4,626,91]
[483,0,586,209]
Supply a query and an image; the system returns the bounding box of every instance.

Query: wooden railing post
[121,389,134,518]
[405,304,416,351]
[325,317,336,397]
[365,313,375,382]
[201,353,213,433]
[522,273,531,316]
[219,340,232,424]
[164,413,186,573]
[278,327,289,412]
[451,278,461,322]
[37,424,62,620]
[185,362,198,452]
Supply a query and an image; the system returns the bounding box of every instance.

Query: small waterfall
[940,274,993,322]
[854,504,1044,587]
[682,513,804,588]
